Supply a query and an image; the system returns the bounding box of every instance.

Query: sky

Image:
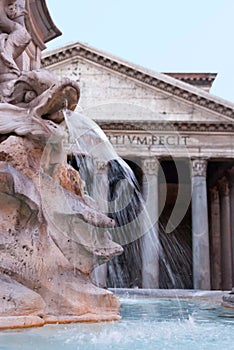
[46,0,234,103]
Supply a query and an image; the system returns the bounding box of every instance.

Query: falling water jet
[61,108,181,289]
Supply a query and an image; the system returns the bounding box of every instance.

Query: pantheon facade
[42,42,234,291]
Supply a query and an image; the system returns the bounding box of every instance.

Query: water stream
[47,109,188,289]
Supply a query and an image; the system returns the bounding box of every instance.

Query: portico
[42,41,234,290]
[97,119,234,290]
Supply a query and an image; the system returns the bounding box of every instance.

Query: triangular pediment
[42,41,234,125]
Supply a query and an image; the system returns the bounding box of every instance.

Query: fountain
[0,3,234,348]
[0,0,124,329]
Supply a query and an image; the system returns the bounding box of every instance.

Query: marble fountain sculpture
[0,0,123,329]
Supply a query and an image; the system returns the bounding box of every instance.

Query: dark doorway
[158,159,193,289]
[107,158,143,288]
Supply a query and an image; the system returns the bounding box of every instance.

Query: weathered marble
[0,274,46,317]
[0,0,123,328]
[191,159,210,290]
[141,157,159,288]
[222,290,234,309]
[0,135,122,320]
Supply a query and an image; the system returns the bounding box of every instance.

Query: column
[218,176,232,290]
[91,159,109,287]
[209,187,222,290]
[141,157,159,288]
[227,168,234,287]
[191,159,210,290]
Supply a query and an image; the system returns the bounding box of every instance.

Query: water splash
[1,299,233,350]
[46,109,191,289]
[62,110,154,242]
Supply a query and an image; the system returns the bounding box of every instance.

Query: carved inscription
[107,134,190,147]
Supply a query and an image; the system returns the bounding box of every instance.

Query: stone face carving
[0,0,123,327]
[0,69,80,137]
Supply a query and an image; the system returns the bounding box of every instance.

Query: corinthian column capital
[226,167,234,187]
[192,159,208,177]
[141,157,159,175]
[218,177,229,197]
[94,159,109,174]
[209,186,219,202]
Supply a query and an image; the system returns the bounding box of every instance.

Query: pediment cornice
[42,42,234,120]
[95,120,234,133]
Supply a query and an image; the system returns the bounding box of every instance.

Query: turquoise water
[0,298,234,350]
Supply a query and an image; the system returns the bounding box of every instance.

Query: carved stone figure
[0,0,123,328]
[0,0,31,97]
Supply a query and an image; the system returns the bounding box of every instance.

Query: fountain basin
[0,289,234,349]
